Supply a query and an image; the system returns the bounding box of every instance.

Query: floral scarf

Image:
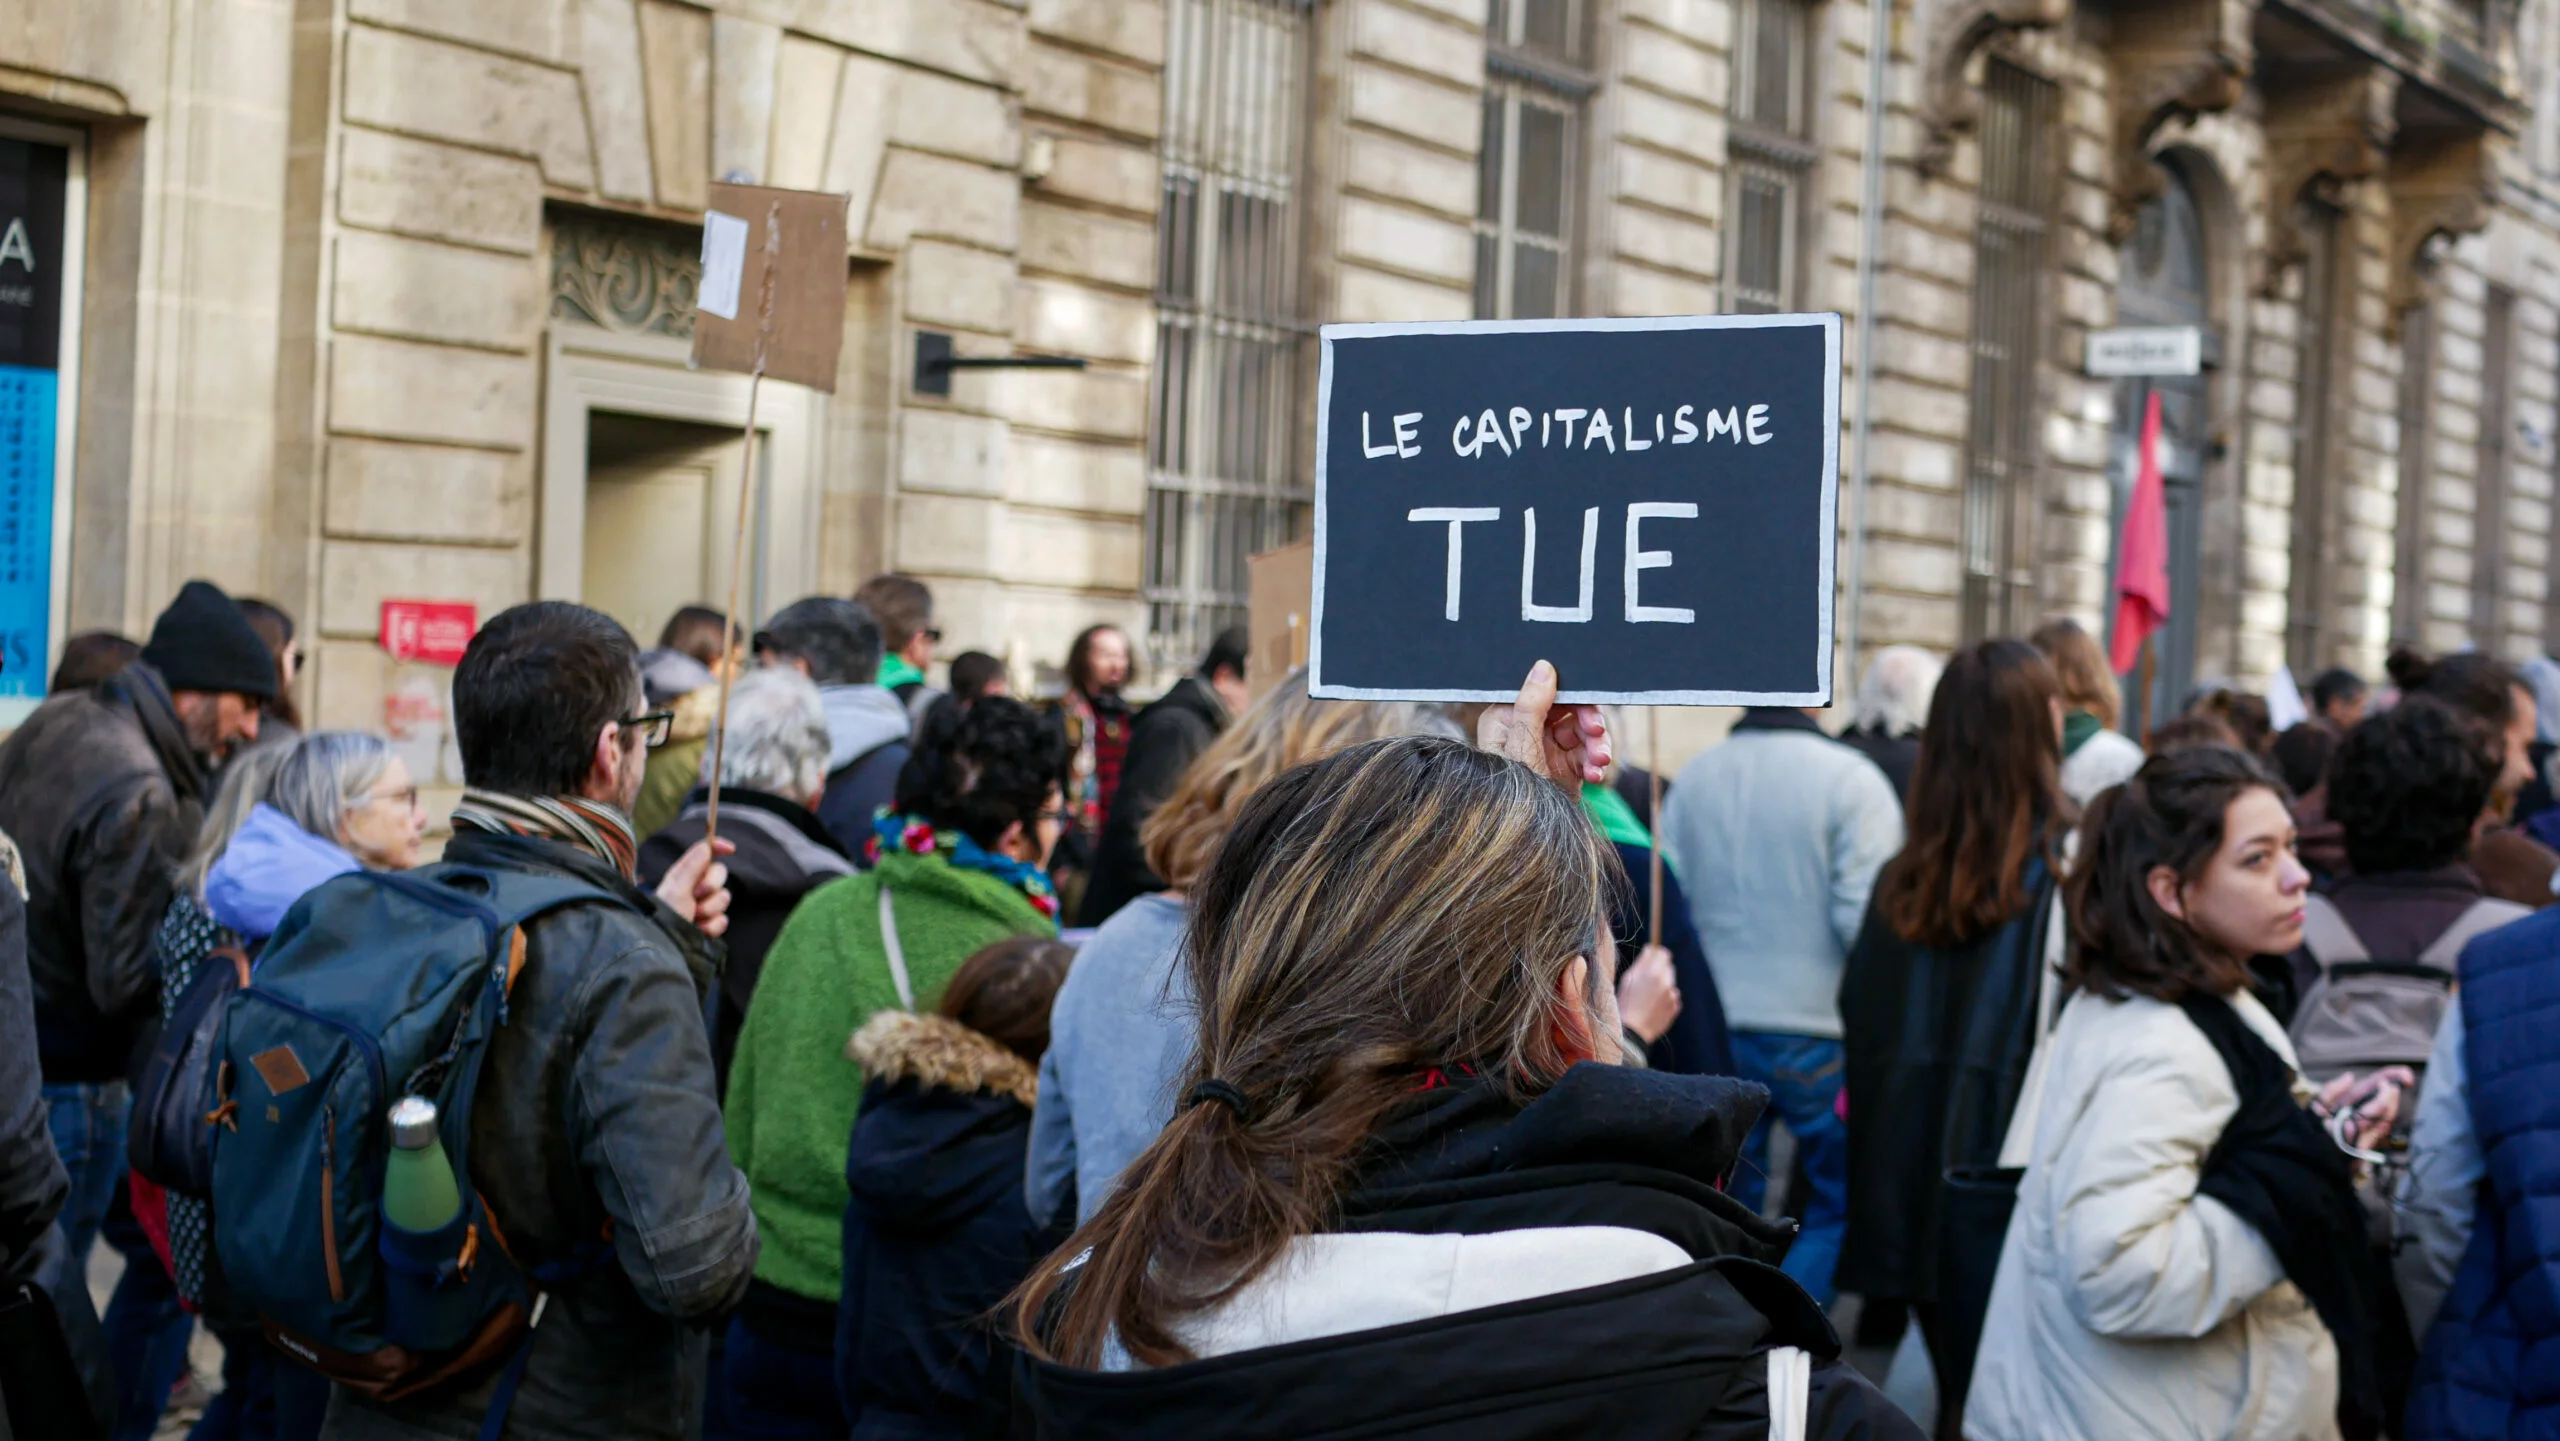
[866,812,1061,921]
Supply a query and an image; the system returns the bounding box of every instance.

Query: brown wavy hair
[2064,746,2277,1003]
[1142,671,1444,892]
[2029,617,2118,730]
[1011,736,1613,1369]
[1877,638,2068,949]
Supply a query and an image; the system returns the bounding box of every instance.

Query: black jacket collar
[1016,1066,1836,1441]
[676,785,850,856]
[1731,706,1825,736]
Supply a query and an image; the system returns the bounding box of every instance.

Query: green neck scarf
[1580,782,1652,850]
[2063,709,2104,758]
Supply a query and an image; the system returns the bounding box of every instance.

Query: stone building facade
[3,0,2555,777]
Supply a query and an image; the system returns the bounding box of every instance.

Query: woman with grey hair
[1840,644,1944,807]
[639,665,854,1088]
[150,731,423,1439]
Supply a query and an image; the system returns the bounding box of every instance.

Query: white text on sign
[1360,406,1774,460]
[1405,505,1701,625]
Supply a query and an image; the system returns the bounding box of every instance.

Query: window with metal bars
[2287,198,2345,673]
[1145,0,1316,675]
[1958,60,2057,643]
[1726,0,1817,315]
[2392,298,2435,650]
[2474,284,2516,649]
[1475,0,1592,320]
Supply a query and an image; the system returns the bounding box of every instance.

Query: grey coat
[322,830,758,1441]
[0,663,208,1082]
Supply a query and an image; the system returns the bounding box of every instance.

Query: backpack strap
[2299,893,2368,970]
[2417,897,2532,970]
[877,886,916,1012]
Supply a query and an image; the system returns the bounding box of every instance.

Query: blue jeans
[44,1081,129,1264]
[1728,1031,1848,1308]
[43,1080,196,1441]
[189,1324,328,1441]
[721,1316,846,1441]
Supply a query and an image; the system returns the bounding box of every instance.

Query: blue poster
[0,135,68,712]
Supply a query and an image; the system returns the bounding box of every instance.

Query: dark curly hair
[2066,746,2283,1004]
[2387,647,2524,730]
[2329,698,2500,877]
[895,695,1065,850]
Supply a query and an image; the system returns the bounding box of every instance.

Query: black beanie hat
[141,580,279,700]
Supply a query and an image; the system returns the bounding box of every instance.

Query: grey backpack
[2288,892,2528,1093]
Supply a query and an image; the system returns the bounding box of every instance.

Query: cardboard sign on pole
[1308,314,1842,706]
[1247,538,1314,702]
[689,184,850,392]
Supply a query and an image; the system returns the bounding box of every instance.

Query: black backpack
[128,942,251,1196]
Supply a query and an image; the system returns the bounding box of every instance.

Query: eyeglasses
[619,711,676,749]
[1035,807,1068,826]
[924,628,944,643]
[350,784,419,811]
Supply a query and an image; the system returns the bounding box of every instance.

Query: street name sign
[2085,325,2202,379]
[1309,314,1841,706]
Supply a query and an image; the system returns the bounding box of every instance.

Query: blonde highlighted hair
[1141,670,1456,891]
[2029,616,2120,731]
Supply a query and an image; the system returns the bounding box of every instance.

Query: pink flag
[2111,390,2171,674]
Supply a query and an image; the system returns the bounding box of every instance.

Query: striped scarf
[450,789,640,880]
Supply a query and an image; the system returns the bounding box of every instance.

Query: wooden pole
[2137,633,2160,746]
[1648,709,1665,945]
[702,201,783,850]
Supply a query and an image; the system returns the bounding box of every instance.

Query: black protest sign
[1309,315,1841,705]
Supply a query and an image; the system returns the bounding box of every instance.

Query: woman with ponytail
[1007,666,1916,1441]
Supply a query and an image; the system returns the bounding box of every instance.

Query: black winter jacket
[1013,1063,1918,1441]
[640,787,853,1092]
[1076,677,1227,927]
[1835,854,2056,1304]
[0,663,209,1082]
[0,871,68,1283]
[324,830,759,1441]
[836,1011,1063,1440]
[1606,840,1736,1078]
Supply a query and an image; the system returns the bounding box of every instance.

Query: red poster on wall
[380,600,477,667]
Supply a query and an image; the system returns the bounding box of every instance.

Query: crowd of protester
[7,570,2560,1441]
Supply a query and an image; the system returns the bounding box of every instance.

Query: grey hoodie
[822,684,914,773]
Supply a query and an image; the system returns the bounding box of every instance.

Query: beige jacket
[1966,989,2339,1441]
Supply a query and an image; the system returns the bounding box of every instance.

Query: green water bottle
[384,1096,463,1233]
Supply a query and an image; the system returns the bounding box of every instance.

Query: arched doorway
[2109,154,2216,728]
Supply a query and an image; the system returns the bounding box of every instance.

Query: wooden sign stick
[702,201,783,851]
[1648,709,1665,946]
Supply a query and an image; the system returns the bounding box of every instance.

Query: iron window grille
[1959,60,2059,644]
[2473,284,2516,650]
[1726,0,1817,315]
[1145,0,1318,676]
[1476,0,1594,320]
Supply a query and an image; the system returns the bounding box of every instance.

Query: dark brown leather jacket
[0,663,206,1083]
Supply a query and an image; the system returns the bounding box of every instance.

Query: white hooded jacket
[1965,988,2340,1441]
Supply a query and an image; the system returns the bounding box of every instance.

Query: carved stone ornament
[2256,65,2399,296]
[1917,0,2074,176]
[550,212,701,339]
[2385,128,2500,324]
[2105,0,2251,242]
